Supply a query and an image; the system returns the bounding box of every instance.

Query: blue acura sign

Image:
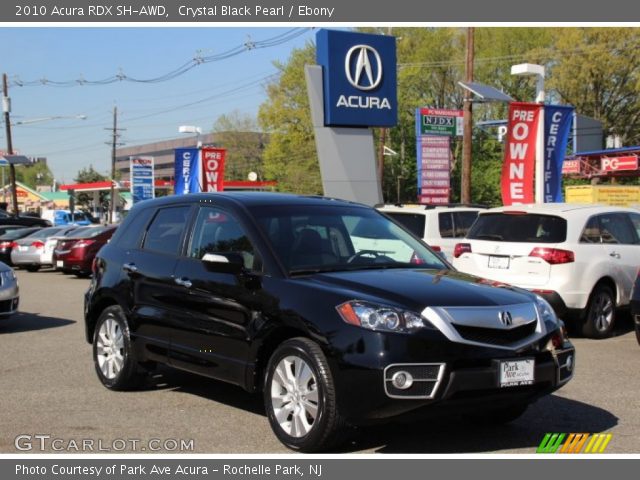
[316,29,397,127]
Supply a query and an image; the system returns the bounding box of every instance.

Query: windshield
[250,205,447,275]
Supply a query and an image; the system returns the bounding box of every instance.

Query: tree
[548,28,640,146]
[258,42,321,194]
[212,111,265,181]
[15,161,54,190]
[73,165,107,209]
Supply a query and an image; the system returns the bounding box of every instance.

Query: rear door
[456,212,567,286]
[597,212,639,304]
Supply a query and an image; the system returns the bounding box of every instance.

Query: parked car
[85,193,574,452]
[56,225,117,277]
[0,261,19,319]
[631,269,640,345]
[10,227,64,271]
[0,227,42,265]
[53,226,100,273]
[378,204,485,261]
[452,203,640,338]
[40,226,82,268]
[41,209,92,227]
[0,210,51,227]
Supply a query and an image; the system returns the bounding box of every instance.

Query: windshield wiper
[289,266,348,276]
[472,233,504,241]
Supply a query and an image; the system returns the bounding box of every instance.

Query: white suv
[378,205,484,261]
[452,203,640,338]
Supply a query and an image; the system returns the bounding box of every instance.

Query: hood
[295,268,534,312]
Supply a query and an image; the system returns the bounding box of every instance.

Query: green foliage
[15,161,54,190]
[258,42,321,194]
[212,110,265,181]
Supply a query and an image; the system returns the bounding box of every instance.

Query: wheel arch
[85,295,121,344]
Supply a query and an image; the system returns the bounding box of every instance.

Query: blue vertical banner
[130,156,155,204]
[544,105,574,202]
[174,148,201,195]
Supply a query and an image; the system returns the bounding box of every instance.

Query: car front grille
[452,321,537,347]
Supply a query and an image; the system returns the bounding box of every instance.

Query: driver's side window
[189,206,260,271]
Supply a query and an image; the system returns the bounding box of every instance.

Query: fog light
[565,355,573,373]
[391,371,414,390]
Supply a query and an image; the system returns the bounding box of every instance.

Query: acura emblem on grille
[498,311,513,326]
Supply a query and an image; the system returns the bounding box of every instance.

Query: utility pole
[2,74,19,216]
[106,106,124,223]
[377,26,393,201]
[461,27,474,204]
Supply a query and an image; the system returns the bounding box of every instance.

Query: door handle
[175,277,192,288]
[123,263,138,273]
[609,252,621,259]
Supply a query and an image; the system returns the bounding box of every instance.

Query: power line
[9,29,310,88]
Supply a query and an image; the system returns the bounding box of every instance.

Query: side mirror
[202,252,244,274]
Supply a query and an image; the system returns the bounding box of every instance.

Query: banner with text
[200,147,226,192]
[544,105,574,203]
[130,156,155,204]
[174,148,201,195]
[501,102,541,205]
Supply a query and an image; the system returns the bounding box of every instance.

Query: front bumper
[330,328,574,423]
[0,278,19,317]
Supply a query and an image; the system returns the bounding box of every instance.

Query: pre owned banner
[130,156,154,204]
[501,102,542,206]
[201,148,226,192]
[174,148,201,195]
[544,105,574,203]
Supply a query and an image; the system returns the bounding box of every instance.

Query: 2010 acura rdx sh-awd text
[84,193,575,452]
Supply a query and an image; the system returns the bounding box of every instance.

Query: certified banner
[130,156,154,204]
[544,105,574,203]
[174,148,201,195]
[200,147,226,192]
[501,102,542,205]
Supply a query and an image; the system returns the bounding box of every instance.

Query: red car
[54,225,117,277]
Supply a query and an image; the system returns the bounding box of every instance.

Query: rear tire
[581,284,616,339]
[264,338,348,452]
[92,305,145,391]
[25,265,40,272]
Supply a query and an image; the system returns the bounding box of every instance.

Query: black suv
[84,193,575,452]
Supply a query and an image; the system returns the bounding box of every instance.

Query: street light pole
[2,73,19,216]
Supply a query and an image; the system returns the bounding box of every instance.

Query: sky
[0,27,315,183]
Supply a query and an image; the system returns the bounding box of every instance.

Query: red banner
[501,102,541,205]
[200,147,226,192]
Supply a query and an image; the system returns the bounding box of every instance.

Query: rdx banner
[501,102,542,205]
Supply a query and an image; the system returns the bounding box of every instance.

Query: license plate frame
[488,255,510,269]
[499,358,535,387]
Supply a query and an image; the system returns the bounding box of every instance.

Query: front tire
[581,284,616,339]
[264,338,347,452]
[92,305,144,390]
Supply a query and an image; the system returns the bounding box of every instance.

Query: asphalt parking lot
[1,269,639,454]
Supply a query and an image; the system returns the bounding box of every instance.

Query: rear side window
[114,208,155,250]
[598,213,638,245]
[580,216,602,243]
[385,212,426,238]
[142,206,191,255]
[629,213,640,240]
[467,213,567,243]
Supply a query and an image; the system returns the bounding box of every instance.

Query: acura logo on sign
[498,311,513,327]
[345,45,383,91]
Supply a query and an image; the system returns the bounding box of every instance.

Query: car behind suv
[85,193,573,452]
[378,204,484,261]
[452,204,640,338]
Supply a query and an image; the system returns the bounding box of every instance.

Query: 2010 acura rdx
[84,193,575,452]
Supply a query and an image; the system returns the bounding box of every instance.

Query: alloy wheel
[96,317,125,380]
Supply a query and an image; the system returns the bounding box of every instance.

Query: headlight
[336,301,432,333]
[535,295,558,325]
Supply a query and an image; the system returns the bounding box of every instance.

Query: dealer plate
[488,255,510,269]
[18,246,28,252]
[56,260,64,268]
[499,358,534,387]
